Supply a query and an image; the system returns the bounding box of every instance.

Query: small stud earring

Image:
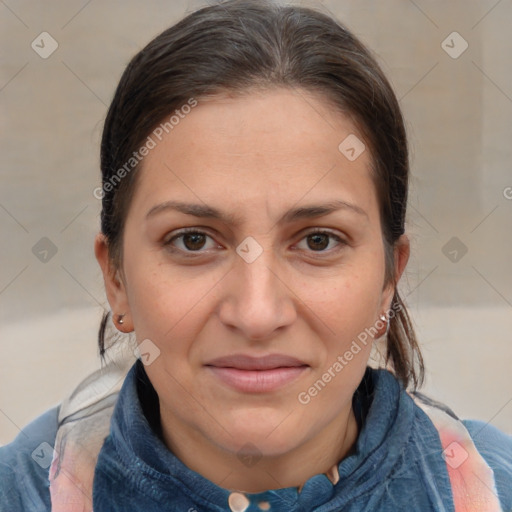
[116,314,125,325]
[380,314,390,337]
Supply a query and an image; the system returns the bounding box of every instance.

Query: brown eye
[307,233,330,251]
[295,230,346,254]
[164,229,217,253]
[182,232,207,251]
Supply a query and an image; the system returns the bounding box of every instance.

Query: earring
[116,313,125,325]
[380,314,390,337]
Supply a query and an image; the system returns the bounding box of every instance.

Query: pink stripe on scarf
[411,396,503,512]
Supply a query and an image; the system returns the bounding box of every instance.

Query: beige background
[1,0,511,445]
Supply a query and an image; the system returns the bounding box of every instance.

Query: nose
[217,246,297,342]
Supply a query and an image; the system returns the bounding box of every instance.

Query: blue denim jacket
[1,360,511,511]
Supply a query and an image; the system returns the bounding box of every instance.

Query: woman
[1,1,511,510]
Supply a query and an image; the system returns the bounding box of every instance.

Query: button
[228,492,250,512]
[258,501,271,510]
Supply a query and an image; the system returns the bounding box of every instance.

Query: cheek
[122,249,212,347]
[131,282,205,338]
[297,273,381,416]
[309,265,385,333]
[305,273,385,388]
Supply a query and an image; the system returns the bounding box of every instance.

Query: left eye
[295,231,345,252]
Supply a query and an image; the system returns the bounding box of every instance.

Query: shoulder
[407,388,512,510]
[0,405,60,512]
[462,419,512,510]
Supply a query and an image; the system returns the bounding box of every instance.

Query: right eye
[163,228,221,254]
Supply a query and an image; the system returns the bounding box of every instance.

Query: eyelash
[163,227,347,257]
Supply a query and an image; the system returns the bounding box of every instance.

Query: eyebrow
[145,199,368,225]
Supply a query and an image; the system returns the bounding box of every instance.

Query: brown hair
[98,0,424,389]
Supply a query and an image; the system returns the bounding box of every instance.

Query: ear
[380,234,410,314]
[94,232,134,332]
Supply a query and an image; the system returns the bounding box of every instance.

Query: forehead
[129,88,378,224]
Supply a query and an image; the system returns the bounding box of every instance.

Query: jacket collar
[102,360,412,510]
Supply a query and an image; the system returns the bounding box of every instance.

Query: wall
[1,0,511,445]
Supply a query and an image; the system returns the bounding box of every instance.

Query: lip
[205,354,309,393]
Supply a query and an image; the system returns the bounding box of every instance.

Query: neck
[159,404,359,493]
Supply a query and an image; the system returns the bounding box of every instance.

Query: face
[97,88,408,462]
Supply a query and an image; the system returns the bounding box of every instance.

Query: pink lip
[205,354,309,393]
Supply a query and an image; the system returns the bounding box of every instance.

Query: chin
[214,410,307,456]
[223,432,301,459]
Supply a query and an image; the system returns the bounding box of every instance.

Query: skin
[95,87,410,493]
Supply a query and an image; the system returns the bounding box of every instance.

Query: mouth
[204,354,309,393]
